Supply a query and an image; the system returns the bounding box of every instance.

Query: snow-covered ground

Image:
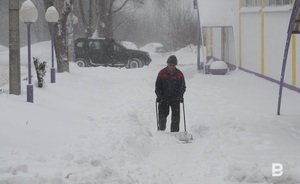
[0,45,8,52]
[1,42,300,184]
[0,41,54,86]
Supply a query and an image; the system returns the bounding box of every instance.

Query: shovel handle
[182,101,187,132]
[156,102,160,131]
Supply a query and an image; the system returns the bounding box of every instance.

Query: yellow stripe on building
[239,0,242,68]
[292,35,297,86]
[260,0,265,75]
[292,0,297,86]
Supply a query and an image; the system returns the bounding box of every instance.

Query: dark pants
[158,99,180,132]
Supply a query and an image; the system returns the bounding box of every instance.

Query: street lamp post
[45,6,59,83]
[194,0,207,73]
[20,0,38,103]
[194,0,201,71]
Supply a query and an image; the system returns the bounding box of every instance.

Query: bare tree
[31,0,50,42]
[77,0,88,34]
[115,0,196,50]
[44,0,74,73]
[138,0,196,50]
[165,2,197,50]
[93,0,144,38]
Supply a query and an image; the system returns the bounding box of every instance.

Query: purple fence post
[277,0,300,115]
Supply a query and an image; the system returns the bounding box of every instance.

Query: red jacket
[155,67,186,99]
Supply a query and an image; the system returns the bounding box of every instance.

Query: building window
[242,0,292,7]
[242,0,261,7]
[266,0,292,6]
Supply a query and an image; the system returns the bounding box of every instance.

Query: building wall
[296,35,300,87]
[197,0,298,89]
[238,2,299,89]
[264,10,291,83]
[240,12,261,72]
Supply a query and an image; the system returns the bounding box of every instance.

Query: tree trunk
[78,0,88,28]
[96,0,107,38]
[44,0,74,73]
[9,0,20,95]
[104,14,113,39]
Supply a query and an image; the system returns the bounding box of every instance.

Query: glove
[178,97,184,103]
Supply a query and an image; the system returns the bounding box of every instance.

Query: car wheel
[75,58,87,67]
[138,60,145,68]
[127,59,140,69]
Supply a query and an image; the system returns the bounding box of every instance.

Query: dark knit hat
[167,55,177,65]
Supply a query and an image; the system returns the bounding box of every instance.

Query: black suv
[74,38,151,68]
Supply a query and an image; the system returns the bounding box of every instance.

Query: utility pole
[194,0,204,72]
[9,0,21,95]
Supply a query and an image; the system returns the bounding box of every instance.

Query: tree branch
[112,0,130,14]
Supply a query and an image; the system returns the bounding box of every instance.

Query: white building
[198,0,300,90]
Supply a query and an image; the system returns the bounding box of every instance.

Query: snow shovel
[155,100,193,142]
[175,101,193,143]
[155,101,160,131]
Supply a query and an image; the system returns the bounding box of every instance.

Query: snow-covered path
[1,45,300,183]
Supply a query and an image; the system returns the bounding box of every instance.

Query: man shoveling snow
[155,55,192,142]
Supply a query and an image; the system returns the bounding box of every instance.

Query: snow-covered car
[140,42,165,53]
[120,41,138,50]
[74,38,151,68]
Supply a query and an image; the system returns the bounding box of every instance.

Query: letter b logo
[272,163,283,177]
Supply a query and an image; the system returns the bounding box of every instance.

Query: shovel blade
[174,132,193,142]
